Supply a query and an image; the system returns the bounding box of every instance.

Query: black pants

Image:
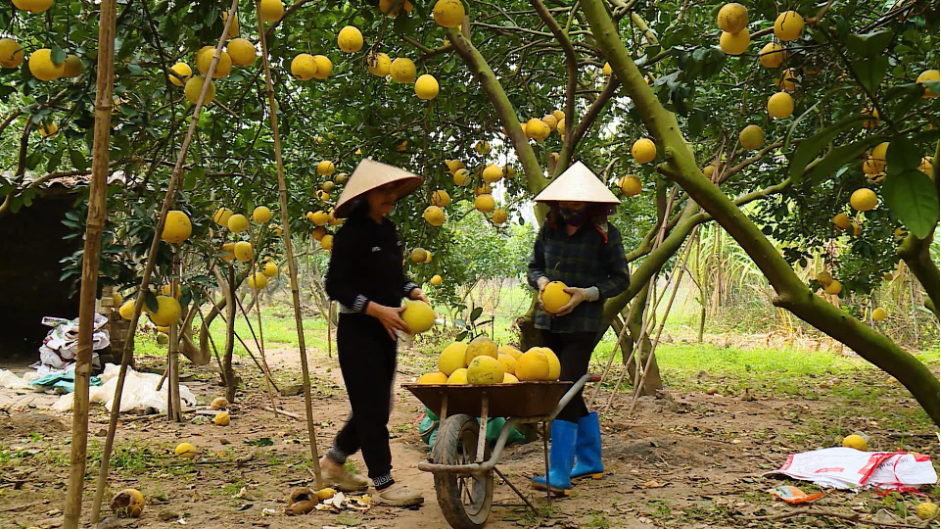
[330,313,397,481]
[541,330,596,423]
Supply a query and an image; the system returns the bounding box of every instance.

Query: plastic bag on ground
[765,447,938,492]
[55,363,196,414]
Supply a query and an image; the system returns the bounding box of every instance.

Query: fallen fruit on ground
[916,502,939,520]
[438,342,468,375]
[841,434,867,451]
[402,300,435,334]
[542,281,572,314]
[872,308,887,321]
[213,412,230,426]
[175,442,198,459]
[210,397,228,410]
[467,356,505,385]
[111,488,145,518]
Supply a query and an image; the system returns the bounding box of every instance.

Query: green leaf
[845,30,894,57]
[805,138,884,186]
[885,138,920,175]
[144,291,159,313]
[851,57,889,93]
[470,306,483,321]
[788,114,868,181]
[883,169,939,239]
[127,63,143,75]
[69,150,88,172]
[51,46,66,65]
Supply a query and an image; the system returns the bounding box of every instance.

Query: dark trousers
[332,313,397,480]
[541,330,596,423]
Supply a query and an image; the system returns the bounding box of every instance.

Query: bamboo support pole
[256,3,323,488]
[88,1,240,521]
[63,0,117,523]
[167,248,183,421]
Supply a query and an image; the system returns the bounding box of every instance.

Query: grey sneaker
[375,482,424,507]
[319,457,369,491]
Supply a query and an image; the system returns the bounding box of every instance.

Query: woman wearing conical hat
[527,161,630,495]
[321,159,426,507]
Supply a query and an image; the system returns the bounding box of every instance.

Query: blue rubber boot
[571,412,604,480]
[531,419,577,496]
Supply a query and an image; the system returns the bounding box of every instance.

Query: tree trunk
[582,0,939,424]
[624,287,662,396]
[63,0,117,523]
[223,266,238,403]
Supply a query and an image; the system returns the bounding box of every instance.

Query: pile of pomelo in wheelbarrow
[417,336,561,385]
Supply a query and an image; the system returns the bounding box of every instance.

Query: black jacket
[325,213,418,313]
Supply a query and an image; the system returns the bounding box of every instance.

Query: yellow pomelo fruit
[415,74,439,100]
[227,213,249,232]
[379,0,412,17]
[833,213,851,230]
[719,30,750,55]
[367,52,391,77]
[161,210,192,244]
[424,251,433,264]
[322,181,336,193]
[338,26,364,53]
[438,342,468,375]
[850,188,877,211]
[774,10,804,42]
[317,160,335,176]
[29,49,65,81]
[175,442,198,459]
[475,183,491,196]
[423,205,446,226]
[525,118,550,141]
[497,353,517,375]
[504,165,516,178]
[482,164,503,183]
[464,335,498,365]
[619,175,642,196]
[541,348,561,380]
[841,434,867,451]
[63,55,83,77]
[390,57,416,83]
[444,159,464,174]
[542,281,572,314]
[758,42,786,69]
[631,138,656,163]
[717,3,748,33]
[227,38,256,67]
[862,157,882,175]
[310,210,329,226]
[168,62,192,86]
[467,356,505,385]
[430,274,442,286]
[39,122,58,138]
[252,206,272,223]
[410,248,428,263]
[221,11,239,38]
[402,300,435,334]
[263,262,278,277]
[431,190,450,207]
[148,296,182,326]
[111,292,124,307]
[453,168,471,186]
[292,54,318,80]
[492,208,508,225]
[212,207,232,226]
[248,272,268,290]
[916,69,939,98]
[184,76,215,105]
[418,372,448,384]
[320,234,334,251]
[739,125,764,150]
[111,488,145,518]
[0,39,25,69]
[602,62,612,76]
[703,165,716,178]
[310,54,332,80]
[767,92,794,119]
[213,412,230,426]
[870,142,889,165]
[12,0,53,13]
[916,502,939,520]
[542,114,558,131]
[196,46,232,78]
[155,325,170,334]
[498,345,522,361]
[502,373,519,384]
[815,271,832,285]
[475,194,496,213]
[433,0,464,28]
[824,280,842,295]
[447,368,468,385]
[516,349,550,381]
[871,308,887,322]
[259,0,284,22]
[119,300,136,320]
[778,68,799,91]
[234,241,253,262]
[552,109,564,122]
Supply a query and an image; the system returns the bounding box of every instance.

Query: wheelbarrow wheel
[432,414,494,529]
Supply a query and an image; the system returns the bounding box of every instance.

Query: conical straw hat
[334,159,423,218]
[534,161,620,204]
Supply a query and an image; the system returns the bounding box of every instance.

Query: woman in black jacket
[321,159,426,507]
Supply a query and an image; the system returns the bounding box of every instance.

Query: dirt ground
[1,340,938,529]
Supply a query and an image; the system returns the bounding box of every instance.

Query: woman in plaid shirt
[528,162,630,495]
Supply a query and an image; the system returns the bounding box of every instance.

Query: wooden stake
[256,3,323,488]
[167,248,182,421]
[88,2,240,521]
[63,0,117,523]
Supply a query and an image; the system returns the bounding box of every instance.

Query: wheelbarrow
[404,374,597,529]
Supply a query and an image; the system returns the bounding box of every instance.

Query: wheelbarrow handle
[546,373,598,422]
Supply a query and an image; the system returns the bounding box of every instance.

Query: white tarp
[765,447,938,492]
[52,363,196,414]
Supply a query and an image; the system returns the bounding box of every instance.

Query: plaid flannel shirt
[527,221,630,333]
